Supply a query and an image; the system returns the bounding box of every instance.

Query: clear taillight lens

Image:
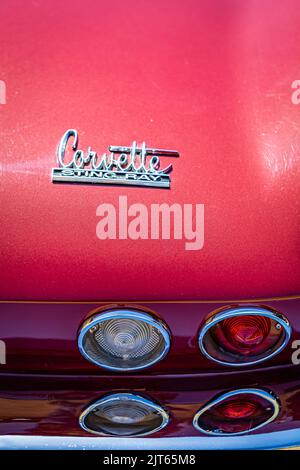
[78,309,170,371]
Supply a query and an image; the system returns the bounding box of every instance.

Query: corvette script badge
[52,129,179,188]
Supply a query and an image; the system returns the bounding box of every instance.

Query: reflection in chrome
[193,388,280,436]
[79,393,169,437]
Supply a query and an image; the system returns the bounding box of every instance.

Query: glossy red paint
[1,0,300,301]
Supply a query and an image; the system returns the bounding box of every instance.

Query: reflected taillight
[79,393,169,436]
[193,389,280,435]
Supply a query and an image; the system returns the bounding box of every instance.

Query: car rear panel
[1,0,300,450]
[1,0,300,301]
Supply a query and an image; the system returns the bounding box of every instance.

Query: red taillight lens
[193,389,279,435]
[222,315,270,348]
[213,315,274,357]
[199,306,291,366]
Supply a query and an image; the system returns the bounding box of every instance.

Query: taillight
[198,306,291,366]
[79,393,169,436]
[78,309,170,371]
[193,389,280,435]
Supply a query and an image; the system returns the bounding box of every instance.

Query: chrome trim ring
[193,388,280,436]
[79,393,169,437]
[78,309,171,371]
[198,306,291,367]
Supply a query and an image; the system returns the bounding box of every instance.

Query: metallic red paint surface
[0,0,300,301]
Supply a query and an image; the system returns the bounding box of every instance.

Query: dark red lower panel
[0,368,299,437]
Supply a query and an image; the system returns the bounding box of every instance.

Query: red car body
[0,0,300,449]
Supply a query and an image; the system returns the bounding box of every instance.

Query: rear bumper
[1,430,300,450]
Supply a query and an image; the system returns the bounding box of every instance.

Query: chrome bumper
[1,429,300,450]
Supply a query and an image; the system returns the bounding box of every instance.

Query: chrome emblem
[52,129,179,188]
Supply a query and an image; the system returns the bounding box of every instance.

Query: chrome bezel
[77,309,171,371]
[193,388,280,436]
[79,393,169,437]
[198,306,291,367]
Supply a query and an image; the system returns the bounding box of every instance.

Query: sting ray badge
[52,129,179,188]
